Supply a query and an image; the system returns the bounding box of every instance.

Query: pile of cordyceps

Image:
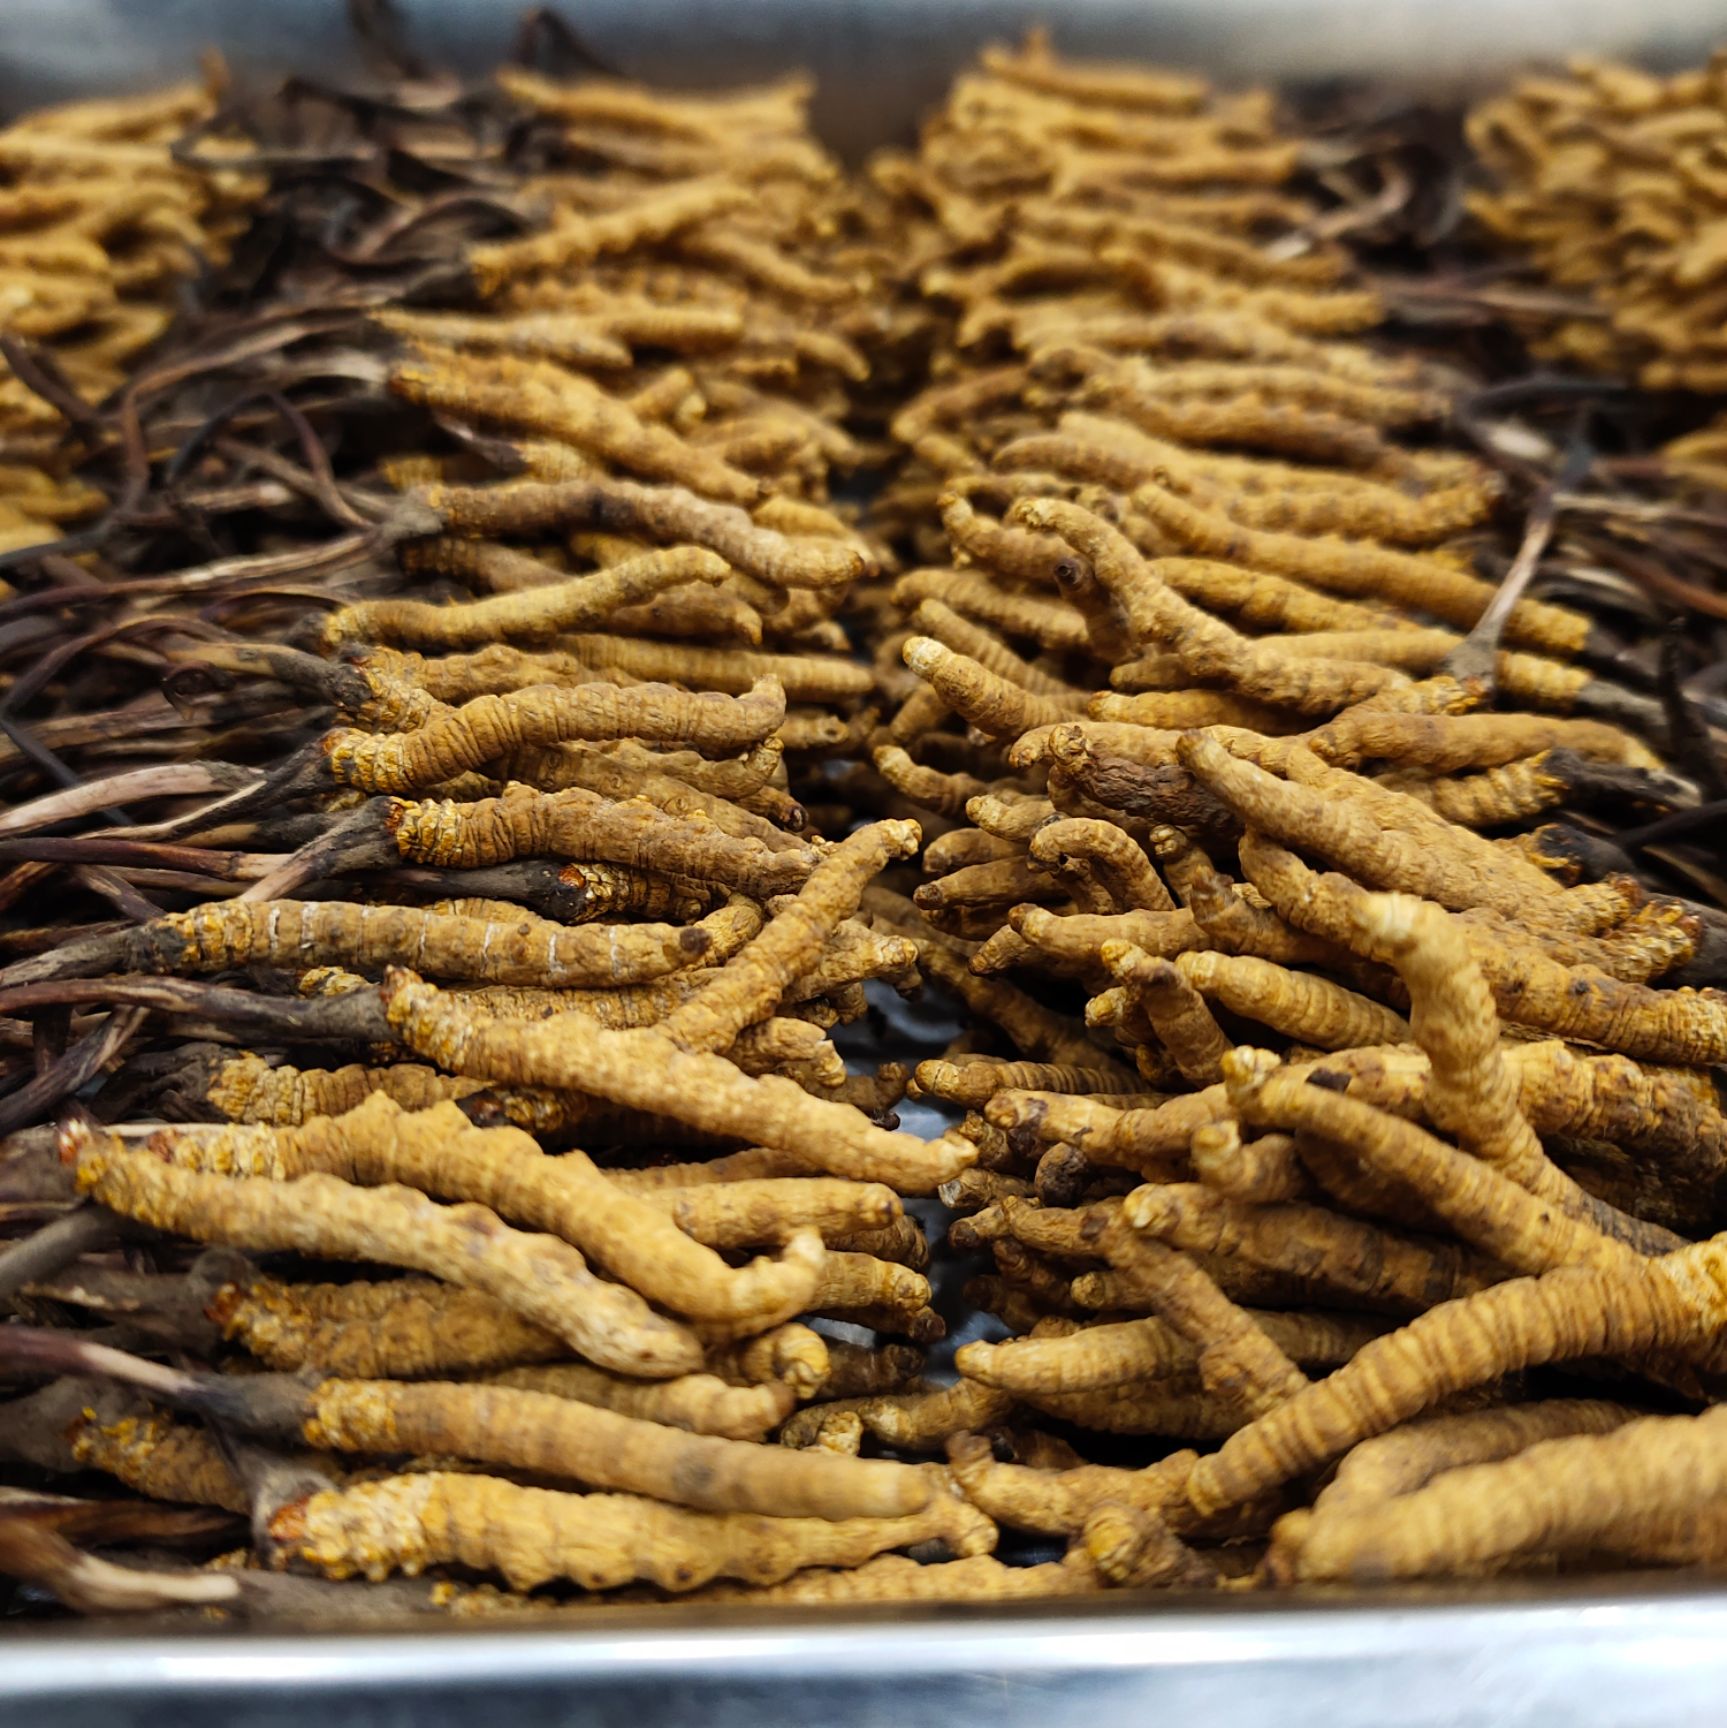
[0,31,1725,1619]
[0,55,972,1616]
[817,33,1727,1593]
[1469,56,1727,489]
[1470,56,1727,391]
[0,77,259,554]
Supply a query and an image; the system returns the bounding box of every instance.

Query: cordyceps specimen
[0,79,261,555]
[1460,57,1727,801]
[777,28,1727,1608]
[5,27,1727,1625]
[1469,59,1727,393]
[0,31,958,1623]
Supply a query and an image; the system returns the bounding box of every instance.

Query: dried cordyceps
[1274,1402,1727,1580]
[484,1363,795,1442]
[0,82,260,549]
[16,898,722,990]
[0,37,996,1623]
[208,1268,573,1379]
[144,1094,828,1331]
[4,30,1727,1625]
[808,31,1727,1607]
[382,970,972,1193]
[1463,58,1727,685]
[270,1469,989,1592]
[1469,59,1727,390]
[68,1126,708,1377]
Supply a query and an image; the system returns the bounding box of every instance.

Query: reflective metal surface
[8,1578,1727,1727]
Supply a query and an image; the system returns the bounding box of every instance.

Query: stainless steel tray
[9,1577,1727,1727]
[5,4,1727,1718]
